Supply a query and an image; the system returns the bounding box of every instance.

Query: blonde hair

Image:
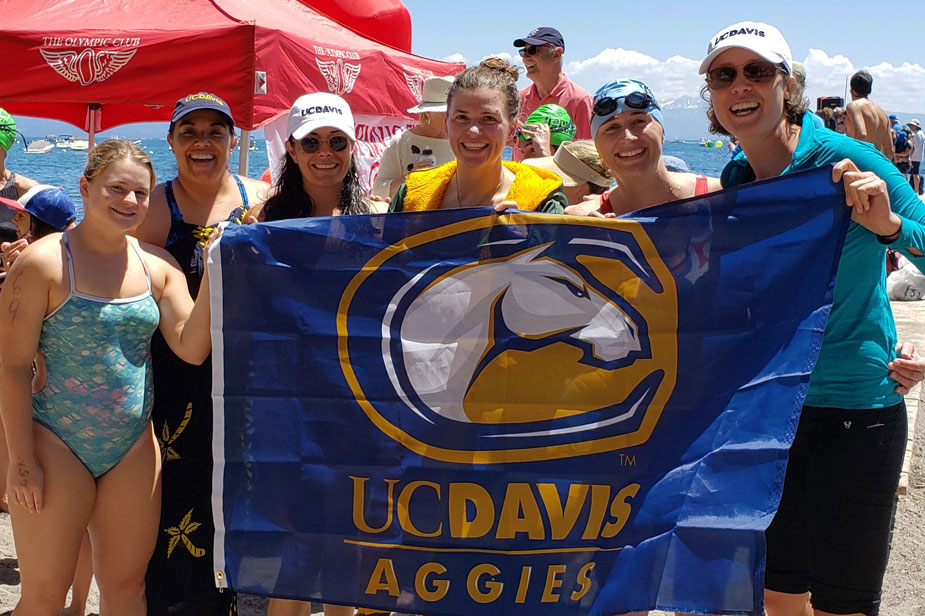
[84,140,156,190]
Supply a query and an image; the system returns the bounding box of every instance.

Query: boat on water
[249,136,258,151]
[55,135,90,150]
[25,138,54,154]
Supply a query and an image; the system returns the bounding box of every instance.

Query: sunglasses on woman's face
[706,61,781,90]
[298,135,349,153]
[518,45,541,57]
[592,91,656,117]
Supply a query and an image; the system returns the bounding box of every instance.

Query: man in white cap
[845,70,893,160]
[372,76,455,198]
[908,118,925,194]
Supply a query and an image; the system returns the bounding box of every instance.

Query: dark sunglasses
[706,61,781,90]
[518,45,542,57]
[592,91,657,117]
[298,135,349,153]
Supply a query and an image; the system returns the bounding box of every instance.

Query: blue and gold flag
[209,166,848,615]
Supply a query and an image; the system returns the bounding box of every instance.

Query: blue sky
[403,0,925,113]
[13,1,925,138]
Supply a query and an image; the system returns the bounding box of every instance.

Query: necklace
[455,171,505,208]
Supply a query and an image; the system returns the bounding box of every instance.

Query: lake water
[6,138,734,217]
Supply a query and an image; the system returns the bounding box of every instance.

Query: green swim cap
[523,104,576,147]
[0,109,16,153]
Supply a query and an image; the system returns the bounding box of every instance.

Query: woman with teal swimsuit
[0,140,214,615]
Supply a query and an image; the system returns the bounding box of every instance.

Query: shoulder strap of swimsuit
[233,175,249,210]
[164,179,184,223]
[62,232,77,294]
[129,237,153,293]
[695,175,708,196]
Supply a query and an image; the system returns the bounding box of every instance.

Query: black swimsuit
[145,177,250,616]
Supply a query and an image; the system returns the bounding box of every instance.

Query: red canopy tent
[0,0,462,132]
[302,0,412,52]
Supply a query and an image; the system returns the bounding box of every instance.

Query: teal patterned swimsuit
[33,233,160,477]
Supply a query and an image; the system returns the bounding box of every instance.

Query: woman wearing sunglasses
[133,91,269,615]
[248,92,375,616]
[389,57,567,214]
[258,92,375,221]
[580,79,721,216]
[702,21,925,616]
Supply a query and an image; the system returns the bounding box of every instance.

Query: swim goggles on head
[592,90,659,117]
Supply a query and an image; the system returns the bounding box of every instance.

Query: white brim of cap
[699,46,787,74]
[523,156,580,186]
[290,119,356,142]
[407,102,448,114]
[523,147,612,188]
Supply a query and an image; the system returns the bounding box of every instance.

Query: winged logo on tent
[316,58,361,96]
[401,65,434,101]
[40,48,137,86]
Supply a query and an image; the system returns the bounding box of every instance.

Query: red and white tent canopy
[0,0,463,131]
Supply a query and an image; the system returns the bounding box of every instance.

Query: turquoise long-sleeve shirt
[722,111,925,409]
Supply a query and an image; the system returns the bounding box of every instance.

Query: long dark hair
[262,145,369,221]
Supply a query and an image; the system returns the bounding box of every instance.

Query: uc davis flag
[209,166,848,615]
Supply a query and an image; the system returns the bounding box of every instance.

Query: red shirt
[516,75,593,161]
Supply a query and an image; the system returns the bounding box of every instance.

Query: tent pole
[238,129,251,177]
[87,103,101,154]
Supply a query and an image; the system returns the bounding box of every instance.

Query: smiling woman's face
[168,110,236,181]
[285,127,354,191]
[594,111,664,180]
[446,87,515,171]
[707,48,789,142]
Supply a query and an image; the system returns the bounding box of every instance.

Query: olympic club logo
[316,58,361,95]
[338,215,678,464]
[39,37,139,86]
[401,64,434,101]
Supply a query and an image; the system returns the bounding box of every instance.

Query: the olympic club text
[350,477,641,605]
[42,37,140,47]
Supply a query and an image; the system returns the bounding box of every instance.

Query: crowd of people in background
[1,19,925,616]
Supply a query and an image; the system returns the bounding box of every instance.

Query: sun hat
[513,27,565,50]
[522,104,577,147]
[909,119,922,130]
[287,93,356,141]
[523,141,612,188]
[591,79,664,139]
[699,21,792,76]
[0,184,76,231]
[408,76,453,114]
[171,92,235,126]
[0,108,16,153]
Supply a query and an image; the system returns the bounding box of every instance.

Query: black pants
[764,403,906,615]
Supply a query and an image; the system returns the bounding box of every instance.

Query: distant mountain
[661,95,707,111]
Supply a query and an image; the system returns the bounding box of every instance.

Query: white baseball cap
[699,21,792,76]
[287,92,356,141]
